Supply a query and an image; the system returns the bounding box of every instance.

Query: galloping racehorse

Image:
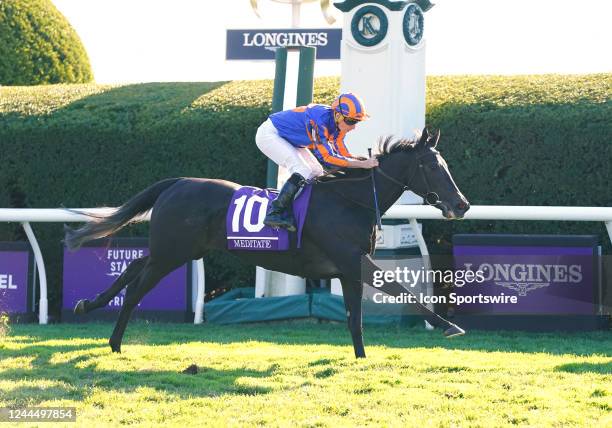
[65,128,470,358]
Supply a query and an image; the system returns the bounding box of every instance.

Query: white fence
[0,208,205,325]
[1,205,611,325]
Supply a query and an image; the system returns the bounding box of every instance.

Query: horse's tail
[63,178,181,250]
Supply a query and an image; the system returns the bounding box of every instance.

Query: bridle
[376,151,443,209]
[315,150,443,212]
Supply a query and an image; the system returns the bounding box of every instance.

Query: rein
[314,165,411,213]
[313,151,442,213]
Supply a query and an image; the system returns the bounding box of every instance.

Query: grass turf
[0,321,610,427]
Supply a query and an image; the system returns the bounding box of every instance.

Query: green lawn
[0,321,610,427]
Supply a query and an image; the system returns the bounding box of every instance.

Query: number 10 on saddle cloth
[225,185,312,251]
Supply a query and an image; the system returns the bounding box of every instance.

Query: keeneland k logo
[408,10,421,38]
[403,4,425,46]
[360,15,378,37]
[351,6,388,47]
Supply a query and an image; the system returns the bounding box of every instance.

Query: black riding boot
[264,173,305,232]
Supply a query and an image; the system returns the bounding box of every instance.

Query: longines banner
[62,239,189,314]
[452,235,600,315]
[0,243,32,316]
[226,29,342,60]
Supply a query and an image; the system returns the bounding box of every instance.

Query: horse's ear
[418,127,429,146]
[428,129,440,148]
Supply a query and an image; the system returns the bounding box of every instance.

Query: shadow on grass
[2,321,610,407]
[7,321,612,358]
[0,339,276,407]
[554,361,612,375]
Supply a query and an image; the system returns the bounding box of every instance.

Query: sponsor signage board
[0,243,32,316]
[453,235,600,315]
[226,28,341,60]
[62,239,189,314]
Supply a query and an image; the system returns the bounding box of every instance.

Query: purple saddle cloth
[226,184,312,251]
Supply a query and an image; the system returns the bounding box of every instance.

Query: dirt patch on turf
[0,312,9,338]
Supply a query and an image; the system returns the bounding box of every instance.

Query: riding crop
[368,148,383,231]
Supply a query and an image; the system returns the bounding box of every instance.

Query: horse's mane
[315,134,422,184]
[376,135,420,159]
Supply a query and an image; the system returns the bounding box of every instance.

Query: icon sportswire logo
[462,262,583,296]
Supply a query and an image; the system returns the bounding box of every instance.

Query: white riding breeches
[256,119,324,180]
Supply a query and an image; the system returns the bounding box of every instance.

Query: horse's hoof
[74,299,89,315]
[109,339,121,353]
[444,323,465,338]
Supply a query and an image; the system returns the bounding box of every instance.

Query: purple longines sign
[0,246,30,314]
[453,236,599,315]
[62,240,188,312]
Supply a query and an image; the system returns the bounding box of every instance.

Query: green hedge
[0,0,93,85]
[0,74,610,319]
[423,74,611,253]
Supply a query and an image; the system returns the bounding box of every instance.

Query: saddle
[225,184,312,251]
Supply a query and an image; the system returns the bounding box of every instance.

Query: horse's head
[377,128,470,219]
[411,128,470,219]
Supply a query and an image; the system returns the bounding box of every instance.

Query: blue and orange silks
[269,104,355,168]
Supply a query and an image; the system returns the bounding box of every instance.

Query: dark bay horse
[64,128,470,357]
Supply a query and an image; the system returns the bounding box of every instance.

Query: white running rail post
[21,222,48,325]
[193,259,205,324]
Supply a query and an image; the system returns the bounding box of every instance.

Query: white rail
[384,205,612,245]
[385,204,612,247]
[0,208,205,325]
[2,205,611,325]
[385,205,612,223]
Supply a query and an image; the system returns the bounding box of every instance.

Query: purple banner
[453,245,596,315]
[226,29,342,60]
[226,185,312,251]
[62,244,187,312]
[0,250,30,314]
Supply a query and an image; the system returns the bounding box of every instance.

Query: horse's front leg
[340,279,366,358]
[361,254,464,336]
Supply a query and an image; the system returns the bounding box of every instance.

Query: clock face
[403,4,424,47]
[351,6,388,47]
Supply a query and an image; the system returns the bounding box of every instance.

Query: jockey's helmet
[331,93,369,122]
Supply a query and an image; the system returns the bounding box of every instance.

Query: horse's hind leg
[74,256,148,315]
[108,259,172,353]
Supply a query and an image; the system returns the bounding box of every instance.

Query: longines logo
[226,29,341,60]
[462,262,583,296]
[241,31,329,48]
[497,282,549,297]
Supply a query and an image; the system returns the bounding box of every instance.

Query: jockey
[256,92,378,231]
